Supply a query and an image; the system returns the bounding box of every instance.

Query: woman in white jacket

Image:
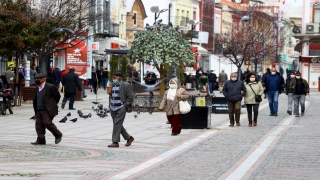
[244,72,264,127]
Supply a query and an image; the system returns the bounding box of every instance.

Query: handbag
[178,89,191,114]
[249,84,262,102]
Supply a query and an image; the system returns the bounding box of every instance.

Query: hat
[35,73,46,78]
[112,71,123,77]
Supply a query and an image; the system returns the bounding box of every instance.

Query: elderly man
[218,69,228,93]
[261,67,285,116]
[61,67,82,110]
[108,71,134,148]
[32,73,62,145]
[223,73,245,126]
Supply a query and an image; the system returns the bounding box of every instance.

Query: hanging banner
[65,32,88,76]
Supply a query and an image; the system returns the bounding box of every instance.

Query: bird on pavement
[97,113,108,118]
[59,116,68,123]
[149,108,153,115]
[104,108,110,113]
[136,108,140,114]
[77,110,82,114]
[88,113,92,118]
[81,115,89,119]
[66,112,71,117]
[92,101,99,104]
[70,118,77,122]
[134,113,138,118]
[30,115,36,120]
[143,107,147,113]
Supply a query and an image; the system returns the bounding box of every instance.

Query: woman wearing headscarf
[244,72,264,127]
[159,78,189,135]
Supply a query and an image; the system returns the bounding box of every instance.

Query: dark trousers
[209,82,216,94]
[110,106,130,142]
[167,114,182,134]
[54,81,60,89]
[246,104,260,121]
[62,93,76,109]
[35,110,62,142]
[227,101,241,124]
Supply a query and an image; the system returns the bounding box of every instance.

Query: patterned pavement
[0,88,319,180]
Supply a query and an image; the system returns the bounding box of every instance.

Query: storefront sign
[310,63,320,88]
[65,32,88,77]
[212,97,228,113]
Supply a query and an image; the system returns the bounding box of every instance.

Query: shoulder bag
[249,84,262,102]
[178,89,191,114]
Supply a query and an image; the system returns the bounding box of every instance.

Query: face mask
[169,84,177,89]
[36,80,41,85]
[290,75,295,78]
[296,76,300,79]
[113,79,119,84]
[231,78,237,81]
[19,66,22,68]
[250,78,255,82]
[271,72,276,75]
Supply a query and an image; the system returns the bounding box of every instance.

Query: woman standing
[159,78,189,135]
[29,64,37,86]
[244,72,264,127]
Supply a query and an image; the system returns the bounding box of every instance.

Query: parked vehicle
[0,88,14,115]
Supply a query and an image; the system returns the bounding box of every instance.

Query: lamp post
[187,20,201,45]
[150,6,169,23]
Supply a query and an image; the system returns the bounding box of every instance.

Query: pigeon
[59,116,68,123]
[143,107,147,113]
[88,113,92,118]
[66,112,71,117]
[149,108,153,115]
[169,22,173,27]
[134,113,138,118]
[79,113,83,117]
[69,118,77,122]
[92,101,99,104]
[92,106,95,110]
[104,108,110,113]
[146,23,150,27]
[97,113,108,118]
[175,25,179,31]
[30,115,36,120]
[77,110,82,115]
[81,114,89,119]
[136,108,140,114]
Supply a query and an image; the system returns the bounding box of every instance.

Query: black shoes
[83,95,87,98]
[55,134,62,144]
[61,102,65,109]
[301,112,305,116]
[274,113,278,116]
[69,108,76,110]
[287,110,292,115]
[31,141,46,145]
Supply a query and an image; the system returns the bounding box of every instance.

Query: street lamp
[150,6,168,23]
[188,20,201,45]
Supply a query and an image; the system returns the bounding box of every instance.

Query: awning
[104,49,130,55]
[192,45,208,55]
[294,42,320,52]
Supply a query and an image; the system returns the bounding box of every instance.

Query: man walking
[208,70,217,96]
[290,72,309,117]
[54,66,62,89]
[262,67,285,116]
[108,72,134,148]
[286,71,295,115]
[218,69,228,93]
[31,73,62,145]
[101,67,109,90]
[223,73,245,126]
[61,67,82,110]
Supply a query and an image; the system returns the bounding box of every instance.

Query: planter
[106,86,112,94]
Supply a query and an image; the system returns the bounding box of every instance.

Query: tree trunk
[254,61,258,75]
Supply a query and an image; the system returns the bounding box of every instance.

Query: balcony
[169,16,190,28]
[95,22,119,38]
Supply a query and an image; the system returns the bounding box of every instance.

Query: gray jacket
[222,80,246,102]
[112,81,133,108]
[218,72,228,83]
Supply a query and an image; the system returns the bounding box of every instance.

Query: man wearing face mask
[108,72,134,148]
[261,67,285,116]
[31,73,62,145]
[285,71,296,115]
[223,73,246,126]
[290,72,309,117]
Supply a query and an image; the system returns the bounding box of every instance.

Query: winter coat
[159,88,189,116]
[290,78,309,95]
[30,69,37,86]
[222,80,246,102]
[218,72,228,83]
[261,72,285,93]
[61,71,82,93]
[285,78,294,95]
[33,83,61,118]
[208,73,217,83]
[244,81,264,104]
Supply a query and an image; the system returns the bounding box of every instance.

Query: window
[133,12,137,25]
[314,9,320,23]
[193,11,196,20]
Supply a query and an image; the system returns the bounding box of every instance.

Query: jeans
[246,104,260,121]
[293,94,306,115]
[267,90,279,114]
[287,93,293,111]
[62,93,76,109]
[209,82,216,94]
[102,78,108,90]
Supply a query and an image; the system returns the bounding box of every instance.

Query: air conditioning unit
[306,23,319,34]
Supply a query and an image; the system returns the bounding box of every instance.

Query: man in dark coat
[223,73,246,126]
[61,67,82,110]
[261,67,285,116]
[32,73,62,145]
[208,70,217,95]
[54,67,62,89]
